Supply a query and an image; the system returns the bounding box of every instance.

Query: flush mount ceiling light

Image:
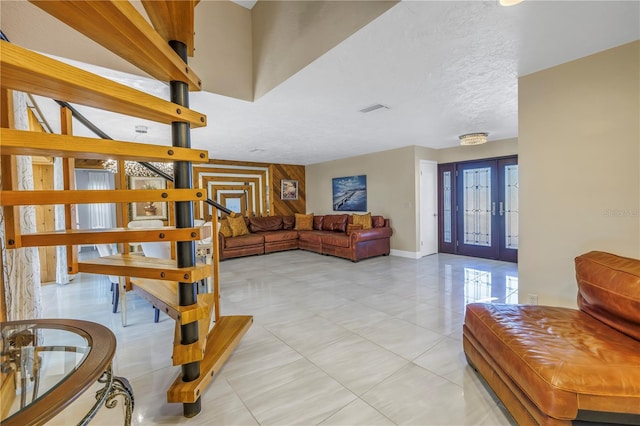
[459,132,488,146]
[499,0,524,6]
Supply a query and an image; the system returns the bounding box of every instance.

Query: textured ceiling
[10,1,640,165]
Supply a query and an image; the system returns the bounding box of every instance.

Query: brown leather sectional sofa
[463,251,640,425]
[218,214,393,262]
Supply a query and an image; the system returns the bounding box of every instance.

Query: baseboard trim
[390,249,420,259]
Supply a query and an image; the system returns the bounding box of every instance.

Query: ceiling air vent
[359,104,389,113]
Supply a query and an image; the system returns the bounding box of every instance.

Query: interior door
[420,160,438,256]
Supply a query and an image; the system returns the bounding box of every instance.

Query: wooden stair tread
[30,0,201,90]
[14,227,202,249]
[0,128,208,162]
[79,254,212,283]
[0,41,206,127]
[0,188,206,206]
[130,279,211,325]
[167,315,253,403]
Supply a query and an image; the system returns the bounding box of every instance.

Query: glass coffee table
[1,319,133,425]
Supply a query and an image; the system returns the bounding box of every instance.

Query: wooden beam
[0,41,206,127]
[1,89,22,250]
[30,0,201,90]
[0,189,207,206]
[18,227,202,248]
[0,129,209,163]
[79,254,212,284]
[60,106,78,274]
[142,0,196,57]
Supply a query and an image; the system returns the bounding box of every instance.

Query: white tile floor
[41,251,518,425]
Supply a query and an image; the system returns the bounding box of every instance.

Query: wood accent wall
[193,159,305,218]
[28,109,57,283]
[270,163,306,216]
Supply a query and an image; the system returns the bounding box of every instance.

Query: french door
[438,156,518,262]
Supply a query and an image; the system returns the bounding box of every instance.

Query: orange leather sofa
[463,251,640,425]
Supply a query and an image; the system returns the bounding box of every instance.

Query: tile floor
[41,251,518,425]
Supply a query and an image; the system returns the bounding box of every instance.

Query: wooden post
[60,106,78,274]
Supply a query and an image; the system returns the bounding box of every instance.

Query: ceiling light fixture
[499,0,524,6]
[459,132,488,146]
[102,159,173,177]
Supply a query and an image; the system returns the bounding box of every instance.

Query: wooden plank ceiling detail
[29,0,201,90]
[142,0,196,57]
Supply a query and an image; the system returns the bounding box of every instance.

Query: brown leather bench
[463,251,640,425]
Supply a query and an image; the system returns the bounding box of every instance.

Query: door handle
[499,202,504,216]
[492,202,496,216]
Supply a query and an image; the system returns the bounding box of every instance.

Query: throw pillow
[371,215,385,228]
[353,212,372,230]
[227,214,250,237]
[283,216,295,230]
[218,219,233,238]
[294,213,313,231]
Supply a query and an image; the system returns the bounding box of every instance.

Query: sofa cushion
[228,214,250,237]
[262,230,299,243]
[352,212,372,229]
[224,233,264,249]
[219,219,233,238]
[297,230,325,243]
[322,214,349,232]
[313,215,324,230]
[575,251,640,340]
[372,215,385,228]
[464,303,640,419]
[249,216,283,232]
[283,216,295,230]
[322,233,350,248]
[294,213,313,230]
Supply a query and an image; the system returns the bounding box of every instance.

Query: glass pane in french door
[498,157,518,262]
[457,160,499,259]
[504,164,519,250]
[462,167,492,247]
[443,171,452,243]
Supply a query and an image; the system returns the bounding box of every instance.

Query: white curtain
[54,157,70,285]
[0,91,43,320]
[87,171,115,229]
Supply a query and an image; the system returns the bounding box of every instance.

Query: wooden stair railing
[1,0,252,418]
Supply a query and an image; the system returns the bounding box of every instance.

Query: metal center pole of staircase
[169,39,201,418]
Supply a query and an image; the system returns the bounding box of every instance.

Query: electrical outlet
[527,294,538,305]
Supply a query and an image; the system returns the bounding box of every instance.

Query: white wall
[519,41,640,307]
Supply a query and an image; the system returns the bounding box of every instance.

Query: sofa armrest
[350,226,393,243]
[218,232,227,252]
